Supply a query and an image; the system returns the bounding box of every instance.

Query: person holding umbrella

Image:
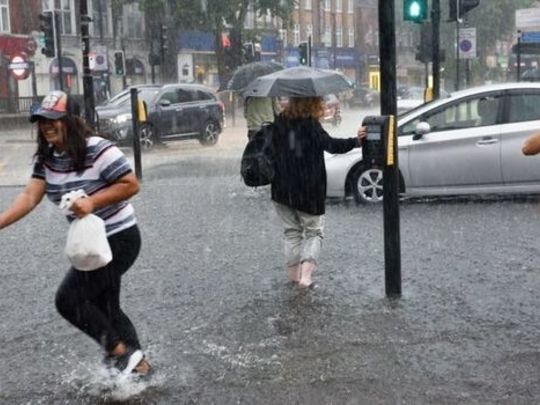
[271,96,366,288]
[244,66,366,288]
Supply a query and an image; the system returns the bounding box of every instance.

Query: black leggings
[55,225,142,353]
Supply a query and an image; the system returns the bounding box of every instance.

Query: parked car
[348,86,380,108]
[278,94,342,126]
[397,86,450,114]
[96,83,224,149]
[326,82,540,203]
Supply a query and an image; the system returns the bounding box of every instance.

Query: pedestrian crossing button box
[361,115,389,167]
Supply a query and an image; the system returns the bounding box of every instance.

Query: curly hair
[34,114,96,172]
[281,97,325,120]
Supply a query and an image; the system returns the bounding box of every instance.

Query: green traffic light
[408,2,421,17]
[404,0,427,23]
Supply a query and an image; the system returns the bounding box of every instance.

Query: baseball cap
[29,90,69,122]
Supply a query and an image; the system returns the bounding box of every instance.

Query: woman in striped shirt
[0,91,151,376]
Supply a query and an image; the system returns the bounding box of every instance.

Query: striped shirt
[32,136,136,236]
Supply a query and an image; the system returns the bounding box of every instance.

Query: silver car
[326,82,540,203]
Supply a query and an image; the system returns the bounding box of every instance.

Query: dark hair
[34,114,95,172]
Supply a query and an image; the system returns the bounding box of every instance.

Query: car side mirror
[412,121,430,140]
[159,99,171,107]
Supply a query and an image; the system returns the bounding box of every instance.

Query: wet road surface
[1,155,540,403]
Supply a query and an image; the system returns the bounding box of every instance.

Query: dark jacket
[271,114,360,215]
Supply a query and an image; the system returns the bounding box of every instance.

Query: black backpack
[240,122,275,187]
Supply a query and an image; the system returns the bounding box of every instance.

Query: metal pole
[378,0,401,298]
[432,0,440,99]
[80,0,95,127]
[308,35,312,67]
[130,88,142,180]
[54,11,64,91]
[517,31,522,82]
[455,19,460,91]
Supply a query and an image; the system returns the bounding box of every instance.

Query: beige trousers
[273,202,325,267]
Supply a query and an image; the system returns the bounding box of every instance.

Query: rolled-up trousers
[273,202,325,267]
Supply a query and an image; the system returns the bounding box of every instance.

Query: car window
[507,93,540,123]
[400,94,502,135]
[160,90,179,104]
[178,89,195,103]
[196,90,213,101]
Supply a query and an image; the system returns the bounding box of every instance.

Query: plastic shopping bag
[60,190,112,271]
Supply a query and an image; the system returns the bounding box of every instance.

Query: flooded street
[1,114,540,402]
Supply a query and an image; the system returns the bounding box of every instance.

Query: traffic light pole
[432,0,440,99]
[80,0,95,127]
[378,0,401,298]
[53,11,64,91]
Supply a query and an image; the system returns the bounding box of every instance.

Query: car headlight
[112,113,132,124]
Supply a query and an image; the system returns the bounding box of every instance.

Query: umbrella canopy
[242,66,354,97]
[225,61,284,92]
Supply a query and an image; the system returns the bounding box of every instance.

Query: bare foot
[299,261,315,288]
[287,264,301,283]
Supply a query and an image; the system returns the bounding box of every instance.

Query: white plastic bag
[61,190,113,271]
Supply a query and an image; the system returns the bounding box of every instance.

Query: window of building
[348,0,353,14]
[306,24,313,41]
[0,0,9,33]
[122,3,144,39]
[336,26,343,47]
[325,26,331,47]
[336,0,342,12]
[304,0,312,10]
[293,24,300,46]
[42,0,75,35]
[89,0,111,38]
[348,27,354,47]
[324,0,331,11]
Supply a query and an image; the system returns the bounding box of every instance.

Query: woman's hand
[70,196,95,218]
[357,126,367,145]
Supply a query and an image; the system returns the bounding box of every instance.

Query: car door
[401,92,504,192]
[499,90,540,186]
[156,89,180,137]
[177,88,199,135]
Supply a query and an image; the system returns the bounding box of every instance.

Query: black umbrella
[242,66,354,97]
[224,61,284,92]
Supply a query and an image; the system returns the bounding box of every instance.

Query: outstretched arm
[0,178,46,230]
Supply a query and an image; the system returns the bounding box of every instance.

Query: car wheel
[199,120,220,146]
[351,166,384,203]
[139,124,156,150]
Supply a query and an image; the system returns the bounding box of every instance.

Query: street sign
[516,8,540,29]
[459,27,476,59]
[8,54,30,80]
[521,31,540,43]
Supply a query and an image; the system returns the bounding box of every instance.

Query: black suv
[96,83,224,149]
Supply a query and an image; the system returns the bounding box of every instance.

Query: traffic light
[113,50,125,76]
[403,0,428,23]
[160,24,168,56]
[39,11,55,57]
[298,42,308,65]
[449,0,480,21]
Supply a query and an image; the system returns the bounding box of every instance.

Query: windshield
[105,88,159,107]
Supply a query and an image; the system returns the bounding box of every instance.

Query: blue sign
[522,32,540,43]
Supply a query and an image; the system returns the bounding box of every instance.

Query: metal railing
[0,95,85,115]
